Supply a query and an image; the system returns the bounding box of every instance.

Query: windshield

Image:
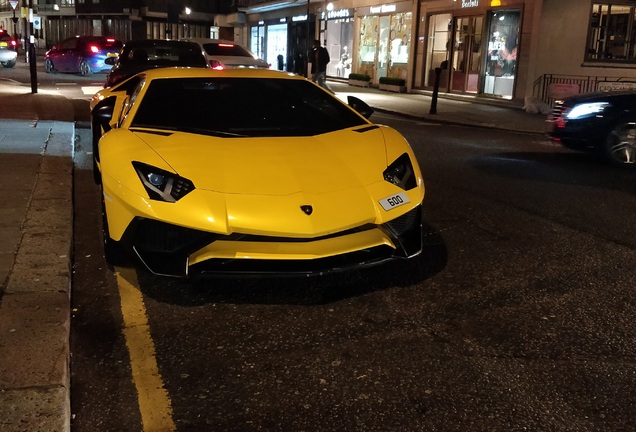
[119,41,208,68]
[130,77,368,137]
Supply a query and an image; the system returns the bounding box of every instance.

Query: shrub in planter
[348,73,371,88]
[379,76,406,86]
[348,73,371,82]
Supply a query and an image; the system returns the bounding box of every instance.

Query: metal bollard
[430,67,441,114]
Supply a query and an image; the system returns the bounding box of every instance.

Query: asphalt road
[70,113,636,432]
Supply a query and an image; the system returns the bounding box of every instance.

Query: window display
[484,9,519,99]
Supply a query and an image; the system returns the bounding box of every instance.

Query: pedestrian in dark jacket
[310,39,333,93]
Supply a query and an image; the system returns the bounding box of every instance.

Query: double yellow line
[116,267,177,432]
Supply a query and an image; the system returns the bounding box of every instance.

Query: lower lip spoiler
[129,206,423,279]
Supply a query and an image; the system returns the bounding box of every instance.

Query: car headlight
[132,161,194,203]
[383,153,417,190]
[565,102,610,120]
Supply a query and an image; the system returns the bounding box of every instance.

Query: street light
[184,7,191,37]
[54,4,60,45]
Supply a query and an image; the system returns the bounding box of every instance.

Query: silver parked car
[181,38,269,70]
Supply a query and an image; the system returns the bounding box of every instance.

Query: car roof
[137,67,303,81]
[123,39,199,48]
[181,38,237,45]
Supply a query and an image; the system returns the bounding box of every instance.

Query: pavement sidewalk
[0,76,548,432]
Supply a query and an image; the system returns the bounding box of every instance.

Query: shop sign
[461,0,479,7]
[322,8,352,20]
[597,81,636,92]
[292,14,307,22]
[370,4,397,14]
[548,83,580,99]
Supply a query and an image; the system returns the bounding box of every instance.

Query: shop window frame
[586,2,636,64]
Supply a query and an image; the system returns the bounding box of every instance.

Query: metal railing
[534,73,636,106]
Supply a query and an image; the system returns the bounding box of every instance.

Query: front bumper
[0,50,17,62]
[117,205,423,278]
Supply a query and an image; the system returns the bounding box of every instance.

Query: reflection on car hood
[134,129,388,195]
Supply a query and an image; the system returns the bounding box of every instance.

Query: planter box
[349,79,370,88]
[379,83,406,93]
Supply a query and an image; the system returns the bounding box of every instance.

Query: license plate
[379,192,410,211]
[0,42,7,47]
[106,52,117,57]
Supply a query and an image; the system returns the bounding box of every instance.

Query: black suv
[104,39,209,87]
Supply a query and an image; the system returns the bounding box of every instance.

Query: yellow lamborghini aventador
[91,67,425,278]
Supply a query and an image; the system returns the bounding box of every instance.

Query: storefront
[319,8,354,78]
[356,2,413,84]
[248,13,315,74]
[416,1,522,100]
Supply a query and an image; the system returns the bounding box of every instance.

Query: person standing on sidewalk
[310,39,333,93]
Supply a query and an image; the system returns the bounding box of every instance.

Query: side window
[118,78,146,127]
[60,38,77,50]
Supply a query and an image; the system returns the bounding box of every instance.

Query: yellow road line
[116,267,177,432]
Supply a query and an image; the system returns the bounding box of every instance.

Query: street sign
[33,16,41,30]
[9,1,18,10]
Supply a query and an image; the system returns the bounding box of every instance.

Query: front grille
[384,206,420,236]
[132,218,216,253]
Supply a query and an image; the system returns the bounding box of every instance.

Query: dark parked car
[547,90,636,166]
[0,28,18,68]
[104,39,209,87]
[44,36,123,76]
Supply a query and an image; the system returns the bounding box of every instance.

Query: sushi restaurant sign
[462,0,479,7]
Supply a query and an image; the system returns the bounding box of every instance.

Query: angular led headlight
[565,102,609,120]
[383,153,416,190]
[132,161,194,203]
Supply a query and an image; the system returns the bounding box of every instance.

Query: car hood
[134,128,388,195]
[564,90,636,105]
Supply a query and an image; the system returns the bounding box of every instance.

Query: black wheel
[3,59,16,68]
[79,59,93,76]
[101,188,128,268]
[605,122,636,166]
[44,58,56,73]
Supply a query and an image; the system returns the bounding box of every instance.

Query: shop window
[586,3,636,62]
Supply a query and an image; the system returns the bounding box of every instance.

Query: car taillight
[106,38,115,43]
[89,45,99,53]
[209,60,224,70]
[10,39,17,48]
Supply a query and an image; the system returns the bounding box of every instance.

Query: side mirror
[91,96,117,133]
[348,96,374,119]
[105,56,117,66]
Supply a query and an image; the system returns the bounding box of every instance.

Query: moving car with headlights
[0,29,18,68]
[181,38,269,70]
[547,90,636,166]
[44,35,122,76]
[104,39,209,87]
[91,68,425,278]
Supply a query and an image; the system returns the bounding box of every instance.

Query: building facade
[2,0,636,106]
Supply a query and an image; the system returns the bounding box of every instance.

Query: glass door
[451,16,483,93]
[376,16,390,81]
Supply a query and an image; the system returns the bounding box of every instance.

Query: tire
[44,58,56,73]
[604,122,636,166]
[3,59,16,68]
[79,59,93,76]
